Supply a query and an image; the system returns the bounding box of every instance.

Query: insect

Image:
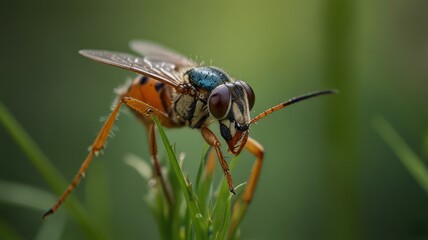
[42,40,335,218]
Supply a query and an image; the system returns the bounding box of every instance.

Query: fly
[42,40,335,218]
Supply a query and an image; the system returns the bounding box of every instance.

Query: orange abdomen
[125,75,171,113]
[118,75,175,128]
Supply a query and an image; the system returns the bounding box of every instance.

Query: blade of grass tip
[151,114,208,239]
[0,102,107,239]
[373,115,428,194]
[124,154,153,181]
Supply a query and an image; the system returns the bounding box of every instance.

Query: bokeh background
[1,0,428,239]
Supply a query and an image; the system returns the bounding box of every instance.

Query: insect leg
[147,123,174,206]
[122,96,179,206]
[43,96,178,219]
[122,97,177,127]
[241,137,264,203]
[228,136,264,237]
[43,100,125,219]
[200,127,235,194]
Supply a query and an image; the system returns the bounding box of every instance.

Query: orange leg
[147,123,173,205]
[228,136,265,237]
[43,97,177,219]
[241,137,265,203]
[122,97,177,128]
[200,127,235,194]
[124,97,176,205]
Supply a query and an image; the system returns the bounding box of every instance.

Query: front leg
[200,127,235,194]
[228,136,265,237]
[242,137,265,203]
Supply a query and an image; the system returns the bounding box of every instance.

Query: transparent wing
[79,50,183,88]
[130,40,197,68]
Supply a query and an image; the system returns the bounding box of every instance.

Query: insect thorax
[172,67,232,128]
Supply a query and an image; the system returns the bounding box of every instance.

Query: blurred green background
[1,0,428,239]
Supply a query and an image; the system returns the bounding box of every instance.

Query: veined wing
[130,40,197,68]
[79,50,183,89]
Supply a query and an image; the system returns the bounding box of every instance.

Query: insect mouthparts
[235,123,249,132]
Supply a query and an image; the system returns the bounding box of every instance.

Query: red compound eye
[208,85,231,119]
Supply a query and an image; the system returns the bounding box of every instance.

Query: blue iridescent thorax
[186,67,231,91]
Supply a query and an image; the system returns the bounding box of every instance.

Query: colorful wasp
[42,40,335,218]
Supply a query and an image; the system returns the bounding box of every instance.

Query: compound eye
[208,85,231,119]
[238,81,255,110]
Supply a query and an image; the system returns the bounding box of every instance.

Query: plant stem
[373,116,428,194]
[0,102,107,239]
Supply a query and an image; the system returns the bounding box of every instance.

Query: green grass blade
[34,214,67,240]
[124,154,172,240]
[197,148,215,217]
[151,114,208,239]
[0,217,23,240]
[218,182,245,240]
[226,183,247,240]
[211,178,230,232]
[212,155,238,238]
[0,103,65,194]
[124,154,153,181]
[0,102,107,239]
[215,195,232,240]
[168,155,186,240]
[195,144,210,190]
[373,116,428,194]
[0,181,56,211]
[424,128,428,158]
